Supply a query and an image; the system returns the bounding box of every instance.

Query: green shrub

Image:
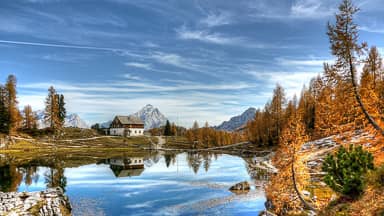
[322,145,374,198]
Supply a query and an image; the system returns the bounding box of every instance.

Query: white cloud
[359,26,384,34]
[0,39,121,52]
[200,12,232,27]
[26,0,60,3]
[124,62,152,70]
[245,70,320,98]
[151,52,184,67]
[176,26,243,45]
[18,79,261,126]
[123,74,141,80]
[291,0,334,18]
[277,57,333,67]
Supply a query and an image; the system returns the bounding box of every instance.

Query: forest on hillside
[253,0,384,215]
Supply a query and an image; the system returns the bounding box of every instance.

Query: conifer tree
[0,85,9,133]
[360,47,384,121]
[327,0,384,135]
[44,86,66,131]
[23,105,37,130]
[322,145,374,198]
[5,75,21,135]
[163,120,171,136]
[58,94,66,128]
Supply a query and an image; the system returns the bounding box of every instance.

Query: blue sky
[0,0,383,127]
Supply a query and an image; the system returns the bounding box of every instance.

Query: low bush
[322,145,374,198]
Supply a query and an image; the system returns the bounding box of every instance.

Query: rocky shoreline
[0,187,71,216]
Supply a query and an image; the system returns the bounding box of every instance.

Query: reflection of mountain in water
[143,152,162,168]
[105,157,145,178]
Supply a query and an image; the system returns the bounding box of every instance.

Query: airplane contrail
[0,39,121,52]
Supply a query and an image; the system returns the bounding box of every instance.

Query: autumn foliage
[185,121,246,147]
[258,0,384,214]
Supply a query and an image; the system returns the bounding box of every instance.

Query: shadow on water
[0,148,275,215]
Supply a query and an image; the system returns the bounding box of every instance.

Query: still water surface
[1,152,269,215]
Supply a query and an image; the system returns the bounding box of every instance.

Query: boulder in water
[229,181,250,194]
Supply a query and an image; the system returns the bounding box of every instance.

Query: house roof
[115,115,144,125]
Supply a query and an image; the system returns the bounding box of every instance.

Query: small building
[109,115,144,137]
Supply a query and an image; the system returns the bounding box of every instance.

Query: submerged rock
[0,187,71,216]
[229,181,250,194]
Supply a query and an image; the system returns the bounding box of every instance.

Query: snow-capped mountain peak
[35,110,89,129]
[64,113,89,128]
[132,104,167,130]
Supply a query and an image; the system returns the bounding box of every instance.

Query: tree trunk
[348,54,384,136]
[291,149,316,211]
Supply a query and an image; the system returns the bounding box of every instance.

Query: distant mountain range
[36,111,89,129]
[100,104,167,130]
[214,107,256,131]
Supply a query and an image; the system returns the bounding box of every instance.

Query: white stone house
[109,115,145,137]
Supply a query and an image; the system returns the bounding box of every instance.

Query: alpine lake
[0,148,273,216]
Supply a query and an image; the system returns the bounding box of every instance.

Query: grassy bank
[0,132,158,154]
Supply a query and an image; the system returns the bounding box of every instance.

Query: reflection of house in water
[106,157,145,178]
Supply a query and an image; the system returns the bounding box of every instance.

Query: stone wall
[0,187,71,216]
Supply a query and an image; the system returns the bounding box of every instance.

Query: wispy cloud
[176,26,243,45]
[21,80,256,93]
[150,51,196,70]
[25,0,60,3]
[290,0,334,18]
[18,80,260,126]
[359,25,384,34]
[124,62,152,70]
[123,74,142,80]
[0,39,120,51]
[247,0,335,20]
[277,57,333,67]
[200,12,232,27]
[246,70,320,97]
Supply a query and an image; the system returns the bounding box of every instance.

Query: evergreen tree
[0,85,9,133]
[58,94,66,128]
[322,145,374,198]
[45,86,58,129]
[163,120,171,136]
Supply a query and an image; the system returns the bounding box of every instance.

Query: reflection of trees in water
[0,165,23,192]
[163,153,176,168]
[202,153,211,172]
[21,165,39,187]
[187,152,202,174]
[44,160,67,192]
[186,152,215,174]
[0,164,40,192]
